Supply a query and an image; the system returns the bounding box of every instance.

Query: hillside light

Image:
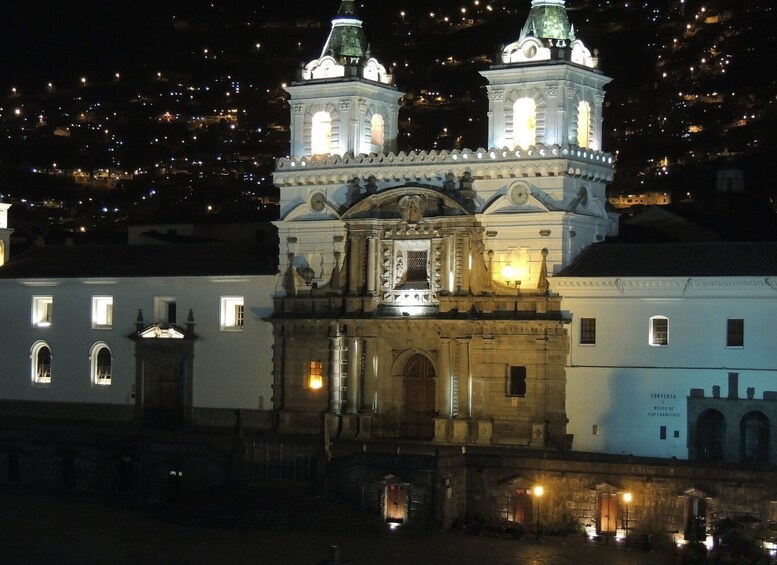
[623,492,633,546]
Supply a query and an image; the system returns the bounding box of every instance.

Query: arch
[740,411,770,464]
[512,98,536,150]
[577,101,591,148]
[311,111,332,155]
[89,342,112,386]
[697,409,726,462]
[370,113,385,149]
[30,341,52,384]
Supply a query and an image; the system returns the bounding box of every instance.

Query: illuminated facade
[270,0,617,446]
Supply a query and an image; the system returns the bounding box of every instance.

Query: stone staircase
[159,482,383,530]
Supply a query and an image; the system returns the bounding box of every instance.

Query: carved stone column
[461,236,471,292]
[328,323,345,415]
[434,338,452,443]
[347,337,361,414]
[347,236,363,296]
[366,237,377,295]
[363,337,378,412]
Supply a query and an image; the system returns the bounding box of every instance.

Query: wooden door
[598,493,618,534]
[145,364,182,425]
[386,483,406,523]
[402,355,436,439]
[513,489,533,524]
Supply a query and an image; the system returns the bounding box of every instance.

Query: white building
[0,242,277,428]
[554,242,777,465]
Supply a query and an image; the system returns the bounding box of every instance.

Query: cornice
[274,144,614,186]
[551,276,777,292]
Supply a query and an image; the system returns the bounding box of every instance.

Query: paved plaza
[0,486,681,565]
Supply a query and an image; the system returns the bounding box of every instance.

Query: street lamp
[623,492,632,547]
[533,485,544,539]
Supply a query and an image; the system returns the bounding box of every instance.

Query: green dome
[519,0,576,43]
[321,1,368,61]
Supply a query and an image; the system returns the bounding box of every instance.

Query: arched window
[90,343,112,386]
[741,411,770,464]
[311,111,332,155]
[577,101,591,148]
[698,409,725,462]
[31,341,52,384]
[513,98,536,150]
[370,114,385,148]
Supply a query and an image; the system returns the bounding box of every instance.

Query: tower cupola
[285,1,403,159]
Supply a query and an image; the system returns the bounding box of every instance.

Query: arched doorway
[740,411,770,464]
[698,409,726,462]
[401,354,436,439]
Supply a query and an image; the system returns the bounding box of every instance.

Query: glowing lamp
[533,485,544,497]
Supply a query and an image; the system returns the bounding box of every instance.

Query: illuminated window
[32,296,53,327]
[153,297,177,324]
[370,114,385,148]
[311,111,332,155]
[650,316,668,346]
[220,296,245,331]
[580,318,596,345]
[726,318,744,347]
[513,98,536,150]
[406,251,428,283]
[31,341,52,384]
[90,343,112,386]
[507,366,526,397]
[309,360,323,389]
[577,101,591,147]
[92,296,113,329]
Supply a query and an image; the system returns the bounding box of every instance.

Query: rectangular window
[153,297,177,324]
[580,318,596,345]
[92,296,114,329]
[650,317,668,346]
[726,318,744,347]
[406,251,428,283]
[220,297,245,331]
[507,366,527,397]
[32,296,53,327]
[660,426,667,440]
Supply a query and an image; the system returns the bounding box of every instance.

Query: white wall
[0,275,277,411]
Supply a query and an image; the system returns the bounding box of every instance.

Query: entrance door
[402,354,436,439]
[597,493,618,534]
[512,489,534,525]
[685,497,707,542]
[145,364,182,426]
[386,483,407,524]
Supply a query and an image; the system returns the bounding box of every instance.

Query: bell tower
[285,1,404,158]
[481,0,611,152]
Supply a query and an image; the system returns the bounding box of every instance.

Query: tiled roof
[557,242,777,277]
[0,243,278,279]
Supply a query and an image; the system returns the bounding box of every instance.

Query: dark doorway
[512,489,533,525]
[698,410,726,462]
[685,497,707,542]
[145,364,182,426]
[401,354,436,439]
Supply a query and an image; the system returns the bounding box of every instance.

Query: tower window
[577,101,591,148]
[513,98,536,150]
[311,111,332,155]
[370,114,384,148]
[580,318,596,345]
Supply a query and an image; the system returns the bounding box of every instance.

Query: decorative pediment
[342,185,471,221]
[590,481,622,494]
[498,474,534,489]
[682,486,715,499]
[137,324,187,340]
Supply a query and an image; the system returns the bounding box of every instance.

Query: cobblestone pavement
[0,486,680,565]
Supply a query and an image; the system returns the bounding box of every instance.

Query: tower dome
[301,0,392,85]
[519,0,575,43]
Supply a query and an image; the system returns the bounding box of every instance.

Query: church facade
[271,0,617,449]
